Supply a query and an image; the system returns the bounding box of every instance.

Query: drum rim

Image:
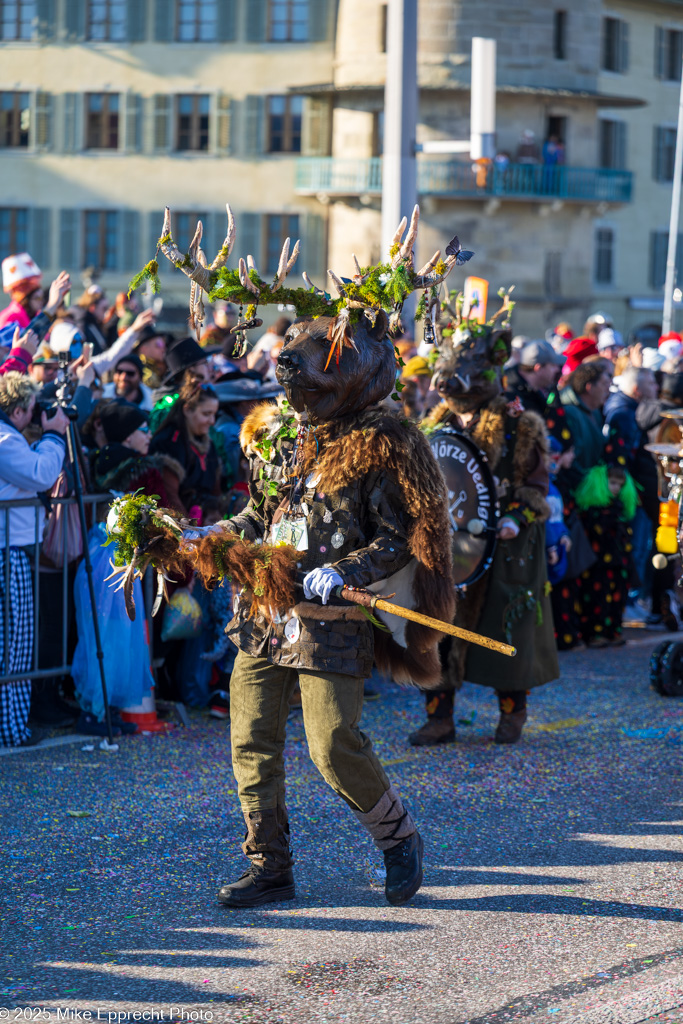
[429,426,500,589]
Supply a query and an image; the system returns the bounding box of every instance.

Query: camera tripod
[54,360,115,746]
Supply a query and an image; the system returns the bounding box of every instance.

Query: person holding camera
[0,372,68,746]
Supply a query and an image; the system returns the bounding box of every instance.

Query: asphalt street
[1,632,683,1024]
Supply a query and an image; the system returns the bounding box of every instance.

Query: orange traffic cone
[120,689,173,734]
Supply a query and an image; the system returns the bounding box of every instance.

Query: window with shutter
[87,0,127,40]
[269,0,308,41]
[176,94,210,151]
[267,95,302,152]
[553,10,567,60]
[599,119,626,170]
[85,93,120,149]
[651,231,683,288]
[264,214,299,274]
[0,208,29,254]
[655,27,683,81]
[0,92,30,148]
[594,228,614,285]
[177,0,217,40]
[654,126,676,182]
[84,210,119,271]
[602,17,629,73]
[1,0,38,40]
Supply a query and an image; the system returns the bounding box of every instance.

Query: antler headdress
[128,203,472,357]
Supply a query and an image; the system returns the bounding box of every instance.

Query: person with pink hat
[0,253,43,333]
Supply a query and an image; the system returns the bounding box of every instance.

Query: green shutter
[36,0,56,40]
[216,0,236,41]
[309,0,334,42]
[123,92,142,152]
[210,92,233,154]
[64,0,87,40]
[28,208,52,269]
[239,212,262,271]
[152,94,172,151]
[655,26,665,79]
[301,211,325,277]
[243,95,264,155]
[120,211,141,271]
[149,210,170,275]
[301,97,331,156]
[154,0,174,41]
[620,19,629,72]
[32,91,53,151]
[245,0,267,42]
[61,93,82,153]
[128,0,148,41]
[59,210,79,269]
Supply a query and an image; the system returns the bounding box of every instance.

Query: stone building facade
[0,0,682,339]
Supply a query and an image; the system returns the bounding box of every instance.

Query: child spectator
[545,438,572,586]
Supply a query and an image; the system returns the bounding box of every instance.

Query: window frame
[601,16,629,74]
[0,0,37,41]
[654,124,677,182]
[553,9,567,61]
[176,0,218,41]
[268,0,309,43]
[86,0,127,42]
[83,209,119,271]
[264,213,300,275]
[0,91,30,148]
[599,118,626,170]
[266,94,303,153]
[594,226,615,286]
[175,93,210,152]
[0,206,29,254]
[85,92,120,150]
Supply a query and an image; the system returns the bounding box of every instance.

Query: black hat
[134,323,165,347]
[162,336,207,384]
[100,400,148,444]
[114,353,144,376]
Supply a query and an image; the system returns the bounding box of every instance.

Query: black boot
[384,831,424,906]
[217,806,295,908]
[494,690,528,745]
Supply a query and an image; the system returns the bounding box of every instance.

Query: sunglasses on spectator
[114,368,140,377]
[136,424,150,434]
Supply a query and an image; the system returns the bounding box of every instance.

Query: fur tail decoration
[106,493,297,620]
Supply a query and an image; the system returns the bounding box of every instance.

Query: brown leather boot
[217,806,295,907]
[494,709,527,744]
[408,717,455,746]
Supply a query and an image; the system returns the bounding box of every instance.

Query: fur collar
[240,401,456,688]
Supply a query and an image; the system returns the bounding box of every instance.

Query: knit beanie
[100,401,147,444]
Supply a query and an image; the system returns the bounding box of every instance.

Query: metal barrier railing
[0,493,154,686]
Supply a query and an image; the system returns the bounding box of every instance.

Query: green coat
[465,520,559,690]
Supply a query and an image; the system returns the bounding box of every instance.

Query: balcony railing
[295,158,633,203]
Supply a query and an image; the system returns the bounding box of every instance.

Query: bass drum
[429,428,499,588]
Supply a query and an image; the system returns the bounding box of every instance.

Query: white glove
[303,567,344,604]
[182,522,231,541]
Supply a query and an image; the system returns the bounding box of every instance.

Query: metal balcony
[295,158,633,203]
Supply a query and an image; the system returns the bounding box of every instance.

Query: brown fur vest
[240,403,456,688]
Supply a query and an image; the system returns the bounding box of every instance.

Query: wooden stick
[337,586,516,658]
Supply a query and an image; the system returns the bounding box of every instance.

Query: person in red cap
[562,336,599,375]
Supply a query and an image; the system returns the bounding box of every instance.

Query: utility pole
[662,54,683,334]
[381,0,418,257]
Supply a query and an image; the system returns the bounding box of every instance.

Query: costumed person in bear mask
[410,289,559,748]
[115,205,474,908]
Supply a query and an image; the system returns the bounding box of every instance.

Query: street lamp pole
[381,0,418,258]
[662,55,683,334]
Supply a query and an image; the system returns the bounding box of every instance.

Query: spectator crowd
[0,248,682,748]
